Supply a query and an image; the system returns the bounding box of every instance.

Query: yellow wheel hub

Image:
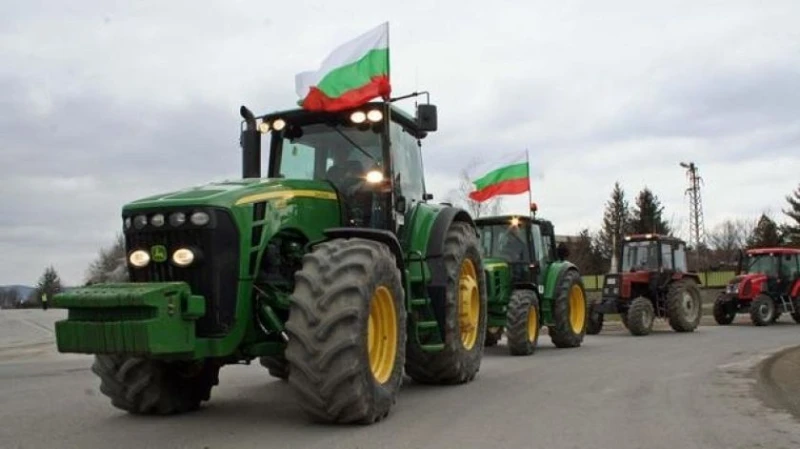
[568,284,586,334]
[527,305,538,343]
[367,286,397,384]
[458,258,480,350]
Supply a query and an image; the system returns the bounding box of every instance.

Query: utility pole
[680,161,705,270]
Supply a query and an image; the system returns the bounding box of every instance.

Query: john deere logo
[151,245,167,263]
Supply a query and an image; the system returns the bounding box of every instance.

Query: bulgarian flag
[295,22,391,112]
[468,151,531,202]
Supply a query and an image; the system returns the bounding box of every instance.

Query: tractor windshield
[744,254,779,276]
[621,241,659,272]
[479,224,530,262]
[268,123,384,189]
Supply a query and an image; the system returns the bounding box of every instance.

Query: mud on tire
[506,290,540,356]
[92,355,220,415]
[666,279,702,332]
[405,221,488,384]
[284,238,406,424]
[627,297,655,336]
[547,269,587,348]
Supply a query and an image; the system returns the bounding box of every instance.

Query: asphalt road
[2,313,800,449]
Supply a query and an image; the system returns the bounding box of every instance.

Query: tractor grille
[123,207,240,337]
[603,274,621,297]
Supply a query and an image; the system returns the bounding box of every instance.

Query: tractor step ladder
[407,251,445,352]
[778,295,795,314]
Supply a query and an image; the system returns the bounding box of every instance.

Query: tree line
[564,182,800,275]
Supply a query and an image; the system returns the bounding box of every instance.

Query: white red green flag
[468,151,531,202]
[295,22,390,112]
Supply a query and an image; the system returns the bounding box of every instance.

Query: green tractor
[474,210,587,355]
[50,97,489,424]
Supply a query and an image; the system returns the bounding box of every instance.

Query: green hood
[122,178,338,212]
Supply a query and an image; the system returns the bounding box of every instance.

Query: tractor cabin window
[661,243,674,270]
[622,241,659,272]
[673,243,688,272]
[480,224,529,262]
[745,254,778,276]
[390,122,425,212]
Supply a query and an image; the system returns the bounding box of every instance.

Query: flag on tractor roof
[295,22,391,112]
[468,151,530,203]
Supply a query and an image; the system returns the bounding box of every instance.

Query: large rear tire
[666,279,702,332]
[259,356,289,380]
[91,355,220,415]
[506,290,540,356]
[548,270,587,348]
[749,294,775,326]
[405,221,488,384]
[712,295,736,325]
[586,300,603,335]
[792,298,800,324]
[627,297,655,336]
[284,238,406,424]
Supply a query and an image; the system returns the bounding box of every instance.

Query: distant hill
[0,285,35,301]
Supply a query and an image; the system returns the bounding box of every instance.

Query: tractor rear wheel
[91,355,220,415]
[284,238,406,424]
[259,356,289,380]
[666,280,702,332]
[547,270,587,348]
[712,295,736,325]
[627,297,655,336]
[506,290,540,356]
[792,298,800,323]
[405,221,487,384]
[749,294,775,326]
[484,327,503,347]
[586,300,603,335]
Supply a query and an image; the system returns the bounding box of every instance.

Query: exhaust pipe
[240,105,261,179]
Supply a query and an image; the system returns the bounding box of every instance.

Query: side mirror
[557,242,570,261]
[423,193,433,201]
[417,104,438,132]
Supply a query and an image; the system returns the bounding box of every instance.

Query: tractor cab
[475,215,558,286]
[606,234,690,300]
[240,100,438,231]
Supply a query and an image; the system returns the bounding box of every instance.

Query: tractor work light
[645,234,654,239]
[169,212,186,227]
[133,215,148,230]
[257,121,270,133]
[350,111,367,124]
[150,213,165,227]
[367,109,383,122]
[190,211,210,226]
[510,217,520,227]
[272,119,286,131]
[129,249,150,268]
[172,248,195,267]
[365,170,384,184]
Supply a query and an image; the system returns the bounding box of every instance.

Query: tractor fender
[791,279,800,298]
[320,228,405,278]
[542,261,579,300]
[674,272,702,287]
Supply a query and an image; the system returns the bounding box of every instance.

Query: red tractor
[713,247,800,326]
[587,234,703,336]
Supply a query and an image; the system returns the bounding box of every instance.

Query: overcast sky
[2,1,799,286]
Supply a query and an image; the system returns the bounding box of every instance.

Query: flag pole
[526,148,533,218]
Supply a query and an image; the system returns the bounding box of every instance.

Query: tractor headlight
[172,248,195,267]
[272,119,286,131]
[169,212,186,227]
[350,111,366,124]
[133,215,148,230]
[129,250,150,268]
[150,213,165,227]
[257,121,270,133]
[367,109,383,122]
[606,277,616,285]
[190,211,210,226]
[124,217,132,230]
[365,170,384,184]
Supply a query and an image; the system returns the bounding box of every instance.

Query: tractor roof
[746,247,800,256]
[623,234,686,244]
[256,102,423,137]
[474,215,551,227]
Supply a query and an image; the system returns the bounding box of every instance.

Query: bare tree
[85,234,129,285]
[707,218,757,267]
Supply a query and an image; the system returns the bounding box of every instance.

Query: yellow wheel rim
[568,284,586,334]
[458,258,480,350]
[527,305,538,343]
[367,286,397,384]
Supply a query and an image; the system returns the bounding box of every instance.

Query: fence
[581,270,735,291]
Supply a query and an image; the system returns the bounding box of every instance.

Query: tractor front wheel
[284,238,406,424]
[506,290,540,356]
[749,294,775,326]
[712,295,736,325]
[547,270,587,348]
[91,355,220,415]
[586,300,603,335]
[259,356,289,380]
[666,280,703,332]
[627,297,655,336]
[405,221,487,384]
